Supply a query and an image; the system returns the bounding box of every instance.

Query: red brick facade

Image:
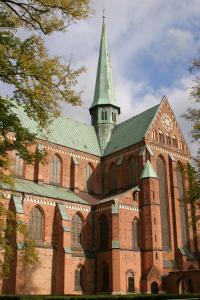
[1,98,200,295]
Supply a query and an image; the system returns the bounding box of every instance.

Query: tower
[89,18,120,153]
[140,160,163,292]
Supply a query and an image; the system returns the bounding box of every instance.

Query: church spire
[90,17,120,111]
[90,19,120,153]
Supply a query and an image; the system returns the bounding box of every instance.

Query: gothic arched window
[157,155,171,250]
[85,163,93,192]
[172,136,178,148]
[101,263,109,292]
[152,129,157,140]
[132,219,139,250]
[159,131,165,144]
[109,164,117,192]
[166,134,171,145]
[13,151,24,177]
[105,111,107,120]
[176,162,189,248]
[50,154,61,185]
[100,214,108,249]
[29,206,43,242]
[129,157,136,186]
[72,213,83,247]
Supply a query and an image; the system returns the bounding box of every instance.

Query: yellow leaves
[1,0,91,34]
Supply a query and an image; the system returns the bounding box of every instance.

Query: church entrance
[127,272,135,293]
[151,281,159,294]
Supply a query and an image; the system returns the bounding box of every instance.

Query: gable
[103,104,160,156]
[145,96,190,155]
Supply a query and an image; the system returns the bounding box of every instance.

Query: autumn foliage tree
[0,0,91,277]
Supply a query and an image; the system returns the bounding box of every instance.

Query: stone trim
[38,143,100,163]
[119,204,139,211]
[150,144,189,161]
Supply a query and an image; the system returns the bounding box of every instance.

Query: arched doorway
[127,272,135,293]
[151,281,159,294]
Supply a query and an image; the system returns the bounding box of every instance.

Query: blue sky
[2,0,200,155]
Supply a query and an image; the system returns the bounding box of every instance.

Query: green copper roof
[3,178,88,204]
[90,20,119,110]
[104,104,160,155]
[16,106,101,156]
[140,160,158,179]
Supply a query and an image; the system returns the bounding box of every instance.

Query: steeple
[90,18,120,110]
[90,18,120,153]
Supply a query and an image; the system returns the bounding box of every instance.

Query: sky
[2,0,200,155]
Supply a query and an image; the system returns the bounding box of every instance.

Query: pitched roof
[15,103,160,157]
[16,105,101,156]
[3,178,88,205]
[103,104,160,155]
[90,20,119,110]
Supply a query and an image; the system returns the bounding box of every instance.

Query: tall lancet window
[109,164,117,192]
[29,206,44,242]
[85,163,93,192]
[157,156,171,250]
[129,157,136,186]
[176,162,189,248]
[72,213,84,248]
[13,151,24,177]
[132,219,139,250]
[50,154,61,185]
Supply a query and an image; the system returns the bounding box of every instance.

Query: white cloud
[1,0,200,156]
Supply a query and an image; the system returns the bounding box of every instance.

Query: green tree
[0,0,90,184]
[184,57,200,206]
[0,0,91,277]
[184,55,200,232]
[185,56,200,147]
[0,204,38,278]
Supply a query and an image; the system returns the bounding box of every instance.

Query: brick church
[1,19,200,295]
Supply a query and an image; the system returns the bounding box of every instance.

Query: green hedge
[0,294,200,300]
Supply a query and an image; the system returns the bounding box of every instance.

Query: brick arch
[71,212,84,248]
[132,217,140,250]
[50,153,63,185]
[126,270,135,293]
[84,162,94,193]
[156,154,171,250]
[29,205,44,242]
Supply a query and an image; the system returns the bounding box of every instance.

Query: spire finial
[102,8,105,21]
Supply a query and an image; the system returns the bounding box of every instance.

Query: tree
[184,56,200,149]
[0,0,90,184]
[183,55,200,249]
[0,0,91,277]
[184,55,200,200]
[0,204,38,278]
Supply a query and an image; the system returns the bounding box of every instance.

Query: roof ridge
[56,115,93,128]
[118,104,160,127]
